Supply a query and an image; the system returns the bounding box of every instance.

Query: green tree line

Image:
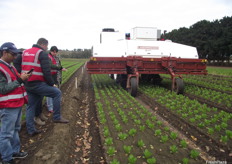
[163,16,232,66]
[59,48,92,59]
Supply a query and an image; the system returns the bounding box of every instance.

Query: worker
[46,46,67,114]
[13,38,69,137]
[0,42,29,164]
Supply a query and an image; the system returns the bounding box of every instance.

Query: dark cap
[0,42,22,54]
[50,46,58,52]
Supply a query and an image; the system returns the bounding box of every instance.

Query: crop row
[92,74,204,164]
[161,78,232,111]
[61,62,84,84]
[207,67,232,76]
[139,83,232,151]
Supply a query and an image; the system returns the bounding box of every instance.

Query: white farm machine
[87,27,207,96]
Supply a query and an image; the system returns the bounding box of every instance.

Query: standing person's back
[13,38,69,137]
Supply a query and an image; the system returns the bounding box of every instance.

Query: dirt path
[17,66,105,164]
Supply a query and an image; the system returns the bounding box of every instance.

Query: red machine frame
[87,56,207,96]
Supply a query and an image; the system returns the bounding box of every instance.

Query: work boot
[28,129,42,137]
[12,151,28,159]
[53,117,69,123]
[39,113,48,121]
[34,117,45,126]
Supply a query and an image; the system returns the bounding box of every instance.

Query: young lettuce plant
[226,130,232,139]
[128,128,137,137]
[122,116,128,124]
[147,157,157,164]
[103,127,110,137]
[107,146,116,156]
[143,149,153,159]
[160,135,169,143]
[170,132,178,140]
[128,154,137,164]
[118,132,128,140]
[134,119,141,125]
[180,140,187,148]
[154,129,162,136]
[182,158,189,164]
[105,137,113,146]
[123,145,132,155]
[207,128,214,135]
[139,125,145,131]
[137,139,145,148]
[220,135,228,143]
[169,145,178,154]
[190,150,200,159]
[115,124,122,132]
[110,159,120,164]
[156,121,162,126]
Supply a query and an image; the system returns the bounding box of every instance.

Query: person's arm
[0,72,22,94]
[39,52,55,86]
[13,54,22,73]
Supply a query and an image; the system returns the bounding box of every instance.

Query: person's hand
[53,84,58,88]
[20,73,30,81]
[62,68,67,71]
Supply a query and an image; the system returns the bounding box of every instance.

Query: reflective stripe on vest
[0,66,12,82]
[0,91,27,102]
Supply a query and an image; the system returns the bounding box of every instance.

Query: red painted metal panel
[86,56,207,75]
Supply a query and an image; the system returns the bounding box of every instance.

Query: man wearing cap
[0,42,30,164]
[13,38,69,137]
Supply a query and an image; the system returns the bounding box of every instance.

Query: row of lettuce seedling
[183,75,232,93]
[140,83,232,150]
[61,62,84,84]
[161,77,232,110]
[161,74,232,93]
[92,74,204,164]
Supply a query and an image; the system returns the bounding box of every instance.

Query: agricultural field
[92,67,232,163]
[15,64,232,164]
[60,59,87,84]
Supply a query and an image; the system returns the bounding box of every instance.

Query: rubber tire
[128,77,138,97]
[174,78,184,94]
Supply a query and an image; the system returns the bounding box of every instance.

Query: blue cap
[0,42,22,54]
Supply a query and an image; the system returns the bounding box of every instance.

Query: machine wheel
[173,78,184,94]
[128,77,138,97]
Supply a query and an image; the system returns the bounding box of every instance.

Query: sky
[0,0,232,50]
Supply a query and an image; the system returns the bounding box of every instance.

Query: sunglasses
[8,51,18,57]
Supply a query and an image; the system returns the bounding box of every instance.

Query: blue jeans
[0,107,22,162]
[26,82,62,134]
[35,96,43,117]
[46,97,53,111]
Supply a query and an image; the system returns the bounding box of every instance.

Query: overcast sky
[0,0,231,50]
